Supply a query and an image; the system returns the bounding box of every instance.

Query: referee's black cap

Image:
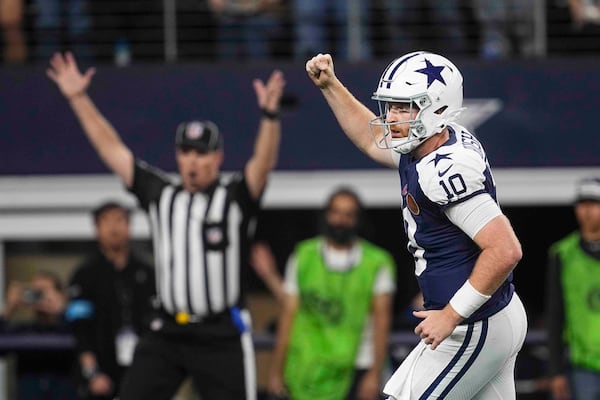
[175,120,222,153]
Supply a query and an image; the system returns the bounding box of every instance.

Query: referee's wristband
[261,108,280,120]
[449,280,491,319]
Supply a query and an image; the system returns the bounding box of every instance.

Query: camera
[22,288,43,304]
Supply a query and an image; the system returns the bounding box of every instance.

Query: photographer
[2,271,66,324]
[1,270,78,400]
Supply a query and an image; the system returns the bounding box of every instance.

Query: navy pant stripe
[383,52,423,88]
[439,319,489,398]
[419,323,474,400]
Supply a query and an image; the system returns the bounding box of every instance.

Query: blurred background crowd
[0,0,599,65]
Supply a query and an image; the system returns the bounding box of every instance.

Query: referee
[47,51,286,400]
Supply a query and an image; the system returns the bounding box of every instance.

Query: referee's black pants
[119,310,256,400]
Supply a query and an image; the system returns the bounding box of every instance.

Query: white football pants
[384,293,527,400]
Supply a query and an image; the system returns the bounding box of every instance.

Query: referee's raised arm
[245,69,286,200]
[47,51,135,188]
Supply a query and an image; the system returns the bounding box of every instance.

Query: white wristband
[449,280,491,319]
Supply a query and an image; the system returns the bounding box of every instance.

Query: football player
[305,51,527,400]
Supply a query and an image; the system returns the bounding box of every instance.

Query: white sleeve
[372,266,396,295]
[419,147,488,206]
[390,148,401,167]
[282,254,299,295]
[445,193,502,239]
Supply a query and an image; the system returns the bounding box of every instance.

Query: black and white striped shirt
[129,160,259,317]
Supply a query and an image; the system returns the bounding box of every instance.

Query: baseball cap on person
[175,120,222,153]
[575,177,600,203]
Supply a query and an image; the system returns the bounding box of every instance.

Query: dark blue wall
[1,58,598,175]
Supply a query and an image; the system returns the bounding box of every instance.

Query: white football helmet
[369,51,465,154]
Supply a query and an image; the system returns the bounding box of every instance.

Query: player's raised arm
[306,53,395,168]
[245,69,286,200]
[47,52,134,187]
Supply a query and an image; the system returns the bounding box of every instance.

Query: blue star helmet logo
[415,59,446,88]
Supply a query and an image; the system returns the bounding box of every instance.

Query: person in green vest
[256,186,397,400]
[546,177,600,400]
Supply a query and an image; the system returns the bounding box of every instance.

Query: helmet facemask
[369,95,436,154]
[369,51,466,154]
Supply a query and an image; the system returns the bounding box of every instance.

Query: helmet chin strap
[391,136,424,154]
[391,118,432,154]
